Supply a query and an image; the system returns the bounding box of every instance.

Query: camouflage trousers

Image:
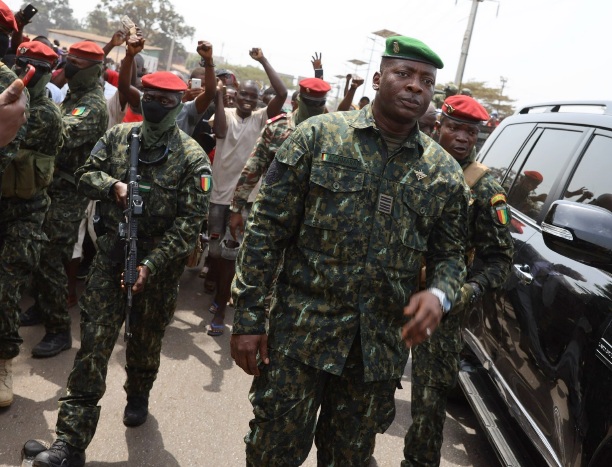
[0,193,49,359]
[31,183,87,333]
[246,337,398,466]
[55,253,183,450]
[403,313,462,467]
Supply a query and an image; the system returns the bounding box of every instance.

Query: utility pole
[166,23,177,71]
[497,76,507,110]
[454,0,483,88]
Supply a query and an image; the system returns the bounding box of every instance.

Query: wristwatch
[200,58,215,68]
[428,287,452,315]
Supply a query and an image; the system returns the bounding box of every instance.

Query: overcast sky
[8,0,611,111]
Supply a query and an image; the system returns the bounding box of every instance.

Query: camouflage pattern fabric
[246,340,397,466]
[232,105,469,461]
[0,62,27,176]
[54,122,210,450]
[405,153,514,466]
[233,106,469,382]
[0,90,63,359]
[31,82,108,333]
[230,111,296,212]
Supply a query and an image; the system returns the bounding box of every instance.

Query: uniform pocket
[400,184,445,251]
[33,154,55,190]
[303,165,364,231]
[147,177,178,218]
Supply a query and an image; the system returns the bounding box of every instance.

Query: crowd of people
[0,1,515,466]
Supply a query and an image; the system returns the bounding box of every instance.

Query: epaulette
[266,113,287,125]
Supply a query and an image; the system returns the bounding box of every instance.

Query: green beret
[382,36,444,69]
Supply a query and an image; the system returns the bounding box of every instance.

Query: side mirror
[541,200,612,272]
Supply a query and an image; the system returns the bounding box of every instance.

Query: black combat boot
[31,331,71,358]
[33,439,85,467]
[123,394,149,427]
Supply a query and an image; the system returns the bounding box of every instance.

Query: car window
[479,123,536,186]
[507,128,583,220]
[564,133,612,212]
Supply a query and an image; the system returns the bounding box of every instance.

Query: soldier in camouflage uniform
[24,41,109,359]
[0,41,63,408]
[228,77,331,238]
[0,2,26,180]
[0,0,29,407]
[30,71,211,467]
[403,95,513,467]
[231,36,470,466]
[432,82,458,109]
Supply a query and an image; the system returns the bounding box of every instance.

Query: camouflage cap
[382,36,443,69]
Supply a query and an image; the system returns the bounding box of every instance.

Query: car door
[476,123,595,466]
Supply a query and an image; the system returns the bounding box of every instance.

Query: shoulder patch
[200,173,212,193]
[266,113,287,125]
[490,193,507,205]
[71,106,89,116]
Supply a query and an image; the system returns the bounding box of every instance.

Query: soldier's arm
[62,96,109,149]
[232,127,310,335]
[425,171,470,306]
[468,178,514,291]
[76,130,121,200]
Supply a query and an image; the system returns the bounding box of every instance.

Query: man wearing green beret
[230,35,469,465]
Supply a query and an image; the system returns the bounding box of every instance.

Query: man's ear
[372,71,381,90]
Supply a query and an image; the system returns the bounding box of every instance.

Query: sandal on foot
[208,301,219,314]
[207,323,224,336]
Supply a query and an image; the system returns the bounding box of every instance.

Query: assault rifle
[119,127,142,341]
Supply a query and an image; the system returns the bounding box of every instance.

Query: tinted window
[565,134,612,212]
[507,128,583,219]
[479,123,536,185]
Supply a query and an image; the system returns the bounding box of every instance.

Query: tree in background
[436,80,516,117]
[84,0,194,70]
[17,0,80,36]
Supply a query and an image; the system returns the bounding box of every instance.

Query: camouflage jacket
[20,92,63,157]
[0,62,28,174]
[76,123,211,275]
[465,166,514,291]
[1,89,64,199]
[230,111,297,212]
[232,105,470,382]
[56,83,108,177]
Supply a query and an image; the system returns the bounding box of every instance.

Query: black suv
[458,101,612,467]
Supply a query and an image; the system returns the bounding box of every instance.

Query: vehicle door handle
[513,264,533,285]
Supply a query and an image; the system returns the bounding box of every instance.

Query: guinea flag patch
[71,106,87,116]
[496,205,509,225]
[200,174,212,193]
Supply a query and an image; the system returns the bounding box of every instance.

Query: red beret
[299,78,331,101]
[524,171,543,182]
[0,1,17,33]
[442,95,489,123]
[141,71,188,92]
[17,41,59,66]
[69,41,105,62]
